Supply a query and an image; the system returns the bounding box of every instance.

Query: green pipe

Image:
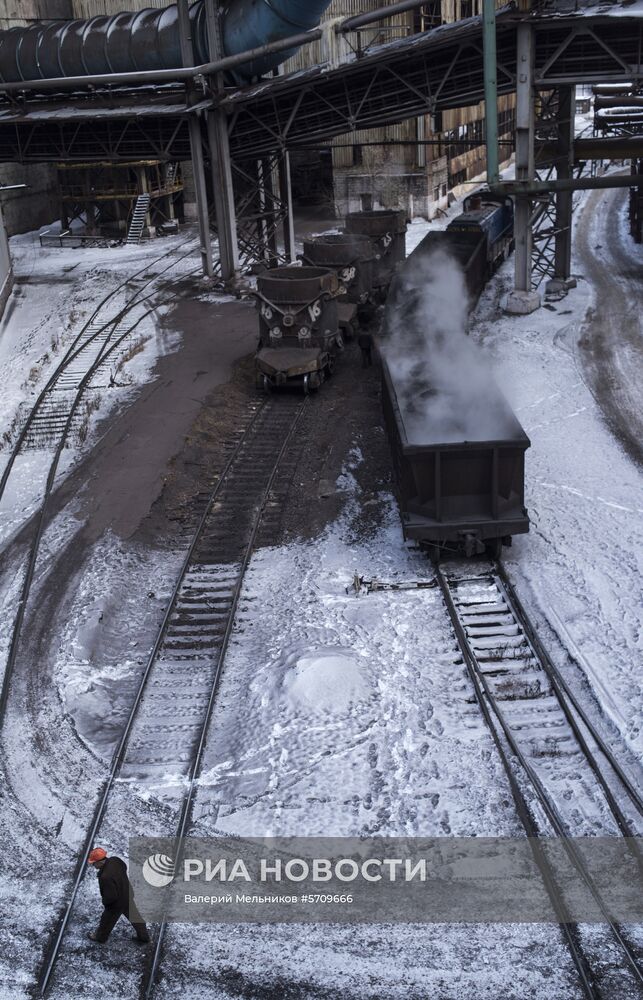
[483,0,499,184]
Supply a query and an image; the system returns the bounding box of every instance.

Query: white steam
[382,249,517,445]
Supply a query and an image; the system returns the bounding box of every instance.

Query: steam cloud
[381,249,516,445]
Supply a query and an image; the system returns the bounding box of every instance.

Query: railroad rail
[37,394,306,998]
[0,237,204,728]
[437,562,643,1000]
[0,235,198,468]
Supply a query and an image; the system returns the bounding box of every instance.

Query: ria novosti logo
[142,854,175,888]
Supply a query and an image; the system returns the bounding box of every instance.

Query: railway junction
[0,1,642,999]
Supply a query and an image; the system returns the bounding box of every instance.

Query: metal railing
[39,229,122,249]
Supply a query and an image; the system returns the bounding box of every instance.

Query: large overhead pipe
[0,0,333,85]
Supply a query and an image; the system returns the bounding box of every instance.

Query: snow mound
[282,645,371,713]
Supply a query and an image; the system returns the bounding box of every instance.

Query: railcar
[344,209,407,297]
[402,192,513,307]
[302,232,376,336]
[406,228,488,303]
[380,189,527,559]
[381,360,530,560]
[253,266,342,392]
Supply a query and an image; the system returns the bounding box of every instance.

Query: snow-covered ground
[475,198,643,766]
[0,229,199,551]
[0,176,641,997]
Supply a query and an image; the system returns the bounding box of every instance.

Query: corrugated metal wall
[0,2,73,233]
[72,0,165,14]
[281,0,515,215]
[0,1,72,31]
[281,0,418,170]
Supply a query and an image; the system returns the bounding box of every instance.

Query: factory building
[282,0,516,218]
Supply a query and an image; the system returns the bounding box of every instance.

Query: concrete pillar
[504,21,540,314]
[554,86,575,281]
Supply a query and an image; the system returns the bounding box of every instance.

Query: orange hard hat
[88,847,107,864]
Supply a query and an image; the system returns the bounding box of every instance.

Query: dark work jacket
[98,857,131,913]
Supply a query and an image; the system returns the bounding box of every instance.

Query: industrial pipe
[0,27,324,94]
[0,0,468,94]
[0,0,333,85]
[538,137,643,162]
[339,0,443,32]
[222,0,331,79]
[494,175,643,194]
[594,95,643,110]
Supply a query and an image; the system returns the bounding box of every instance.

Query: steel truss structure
[232,153,291,267]
[223,13,643,159]
[529,88,588,287]
[0,10,640,165]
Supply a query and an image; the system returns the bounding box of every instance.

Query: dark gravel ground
[136,329,395,555]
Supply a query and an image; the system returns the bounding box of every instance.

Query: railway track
[0,238,203,726]
[437,561,643,1000]
[37,394,306,999]
[0,236,199,469]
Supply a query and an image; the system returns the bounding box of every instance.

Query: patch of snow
[282,645,373,713]
[473,200,643,764]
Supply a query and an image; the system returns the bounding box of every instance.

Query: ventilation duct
[0,0,333,85]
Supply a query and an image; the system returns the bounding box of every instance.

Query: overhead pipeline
[0,0,333,85]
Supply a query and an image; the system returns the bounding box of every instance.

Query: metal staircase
[126,193,150,244]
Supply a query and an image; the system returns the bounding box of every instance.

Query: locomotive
[412,192,514,303]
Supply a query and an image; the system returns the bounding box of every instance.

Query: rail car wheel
[303,374,310,395]
[262,375,271,394]
[426,544,441,565]
[485,537,503,560]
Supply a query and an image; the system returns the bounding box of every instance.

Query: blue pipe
[0,0,333,85]
[222,0,333,78]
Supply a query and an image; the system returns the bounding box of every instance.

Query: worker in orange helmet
[87,847,150,944]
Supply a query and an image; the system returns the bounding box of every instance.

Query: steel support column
[178,0,214,278]
[204,0,240,284]
[278,151,296,263]
[505,19,540,313]
[554,86,574,280]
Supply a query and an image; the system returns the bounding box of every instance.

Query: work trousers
[96,902,150,943]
